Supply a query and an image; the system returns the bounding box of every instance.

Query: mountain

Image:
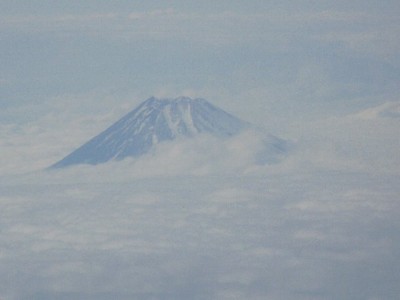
[50,96,254,168]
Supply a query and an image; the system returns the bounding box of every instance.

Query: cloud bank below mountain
[1,167,399,300]
[1,101,399,299]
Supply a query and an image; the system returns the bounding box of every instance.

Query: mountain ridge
[50,96,252,168]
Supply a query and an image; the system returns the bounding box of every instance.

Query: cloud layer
[1,2,399,299]
[2,100,399,177]
[1,166,399,299]
[1,100,399,299]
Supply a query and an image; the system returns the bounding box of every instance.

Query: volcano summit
[50,97,286,168]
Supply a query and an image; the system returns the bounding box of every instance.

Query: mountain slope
[50,97,250,168]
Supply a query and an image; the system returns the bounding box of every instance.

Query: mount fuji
[50,97,287,168]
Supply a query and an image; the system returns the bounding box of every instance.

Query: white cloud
[2,98,399,178]
[351,101,400,120]
[1,99,399,298]
[265,101,400,175]
[1,165,399,299]
[0,2,399,298]
[35,129,285,183]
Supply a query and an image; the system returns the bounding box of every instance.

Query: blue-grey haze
[0,1,399,299]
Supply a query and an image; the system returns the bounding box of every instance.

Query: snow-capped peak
[50,96,250,168]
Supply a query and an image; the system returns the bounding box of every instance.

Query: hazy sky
[1,2,400,299]
[1,0,399,174]
[1,1,399,119]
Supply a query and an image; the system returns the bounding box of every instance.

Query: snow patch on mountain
[50,96,288,169]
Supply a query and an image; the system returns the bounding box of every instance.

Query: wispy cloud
[1,8,396,54]
[1,2,399,299]
[351,101,400,120]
